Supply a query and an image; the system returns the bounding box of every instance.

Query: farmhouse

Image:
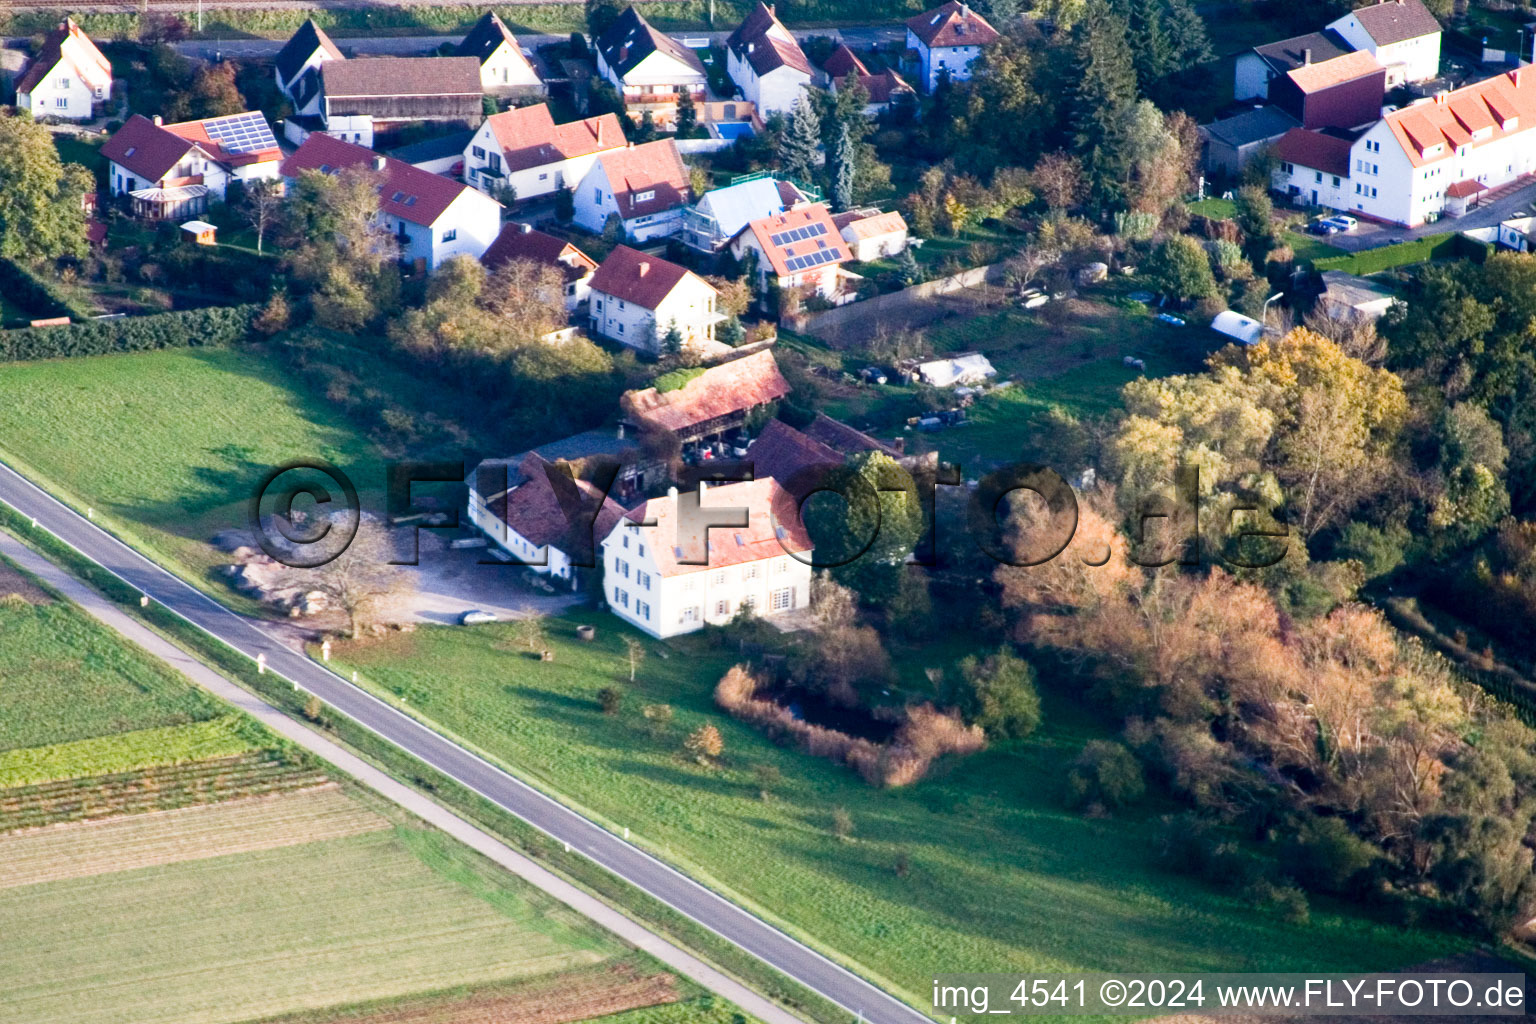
[481,222,598,310]
[730,202,856,303]
[14,18,111,122]
[468,450,627,587]
[601,477,814,638]
[1272,67,1536,226]
[274,18,345,117]
[594,6,708,128]
[281,132,502,270]
[833,208,909,261]
[318,57,484,147]
[588,245,721,352]
[103,112,282,220]
[464,103,625,200]
[455,11,543,96]
[683,176,809,253]
[725,2,814,117]
[904,1,999,93]
[1326,0,1441,88]
[620,350,791,444]
[573,139,692,241]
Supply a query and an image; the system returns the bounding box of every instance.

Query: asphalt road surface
[0,458,935,1024]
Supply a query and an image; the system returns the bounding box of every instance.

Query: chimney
[617,423,626,440]
[638,261,650,276]
[519,221,533,233]
[373,155,386,171]
[1302,47,1312,65]
[596,119,603,144]
[152,115,163,126]
[667,485,678,501]
[1513,67,1524,87]
[961,2,970,17]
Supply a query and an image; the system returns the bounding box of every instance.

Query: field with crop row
[0,784,387,889]
[0,593,226,751]
[0,750,325,832]
[0,826,626,1024]
[0,714,256,788]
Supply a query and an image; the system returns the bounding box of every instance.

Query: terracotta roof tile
[16,18,111,96]
[1285,49,1383,93]
[802,412,900,457]
[728,2,813,77]
[905,1,1000,49]
[1252,30,1350,74]
[746,418,843,485]
[484,103,625,171]
[1384,68,1536,167]
[1273,126,1354,178]
[588,244,702,308]
[481,222,597,281]
[837,209,907,241]
[486,451,627,559]
[621,350,791,435]
[280,132,487,227]
[596,139,690,219]
[743,202,850,278]
[618,477,812,576]
[163,111,281,168]
[823,43,868,78]
[321,56,482,98]
[102,115,195,182]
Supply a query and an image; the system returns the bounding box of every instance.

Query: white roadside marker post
[256,653,267,675]
[140,595,149,607]
[321,640,332,662]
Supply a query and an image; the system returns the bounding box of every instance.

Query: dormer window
[635,189,656,203]
[1503,117,1519,131]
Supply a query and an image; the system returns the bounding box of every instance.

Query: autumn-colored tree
[684,724,724,764]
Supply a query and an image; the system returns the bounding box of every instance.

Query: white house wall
[20,63,99,120]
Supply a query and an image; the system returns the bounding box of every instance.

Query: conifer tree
[777,97,822,184]
[830,121,855,212]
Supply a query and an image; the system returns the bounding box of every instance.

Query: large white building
[573,139,692,241]
[1326,0,1441,89]
[602,478,814,638]
[15,18,112,121]
[588,245,721,352]
[1272,67,1536,227]
[904,1,999,93]
[464,103,625,200]
[281,132,503,270]
[725,2,814,117]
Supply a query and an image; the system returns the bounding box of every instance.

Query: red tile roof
[728,2,813,77]
[481,222,597,280]
[280,132,483,227]
[1384,68,1536,168]
[588,244,704,309]
[905,1,1000,49]
[1446,178,1487,199]
[840,68,913,104]
[163,111,282,168]
[834,209,907,240]
[802,412,900,458]
[596,140,690,219]
[102,115,196,183]
[622,350,791,436]
[747,418,843,485]
[1285,49,1383,93]
[484,103,625,171]
[742,202,850,278]
[823,44,868,78]
[619,477,813,576]
[486,451,627,558]
[1273,127,1354,178]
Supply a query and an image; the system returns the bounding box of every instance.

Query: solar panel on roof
[201,112,277,156]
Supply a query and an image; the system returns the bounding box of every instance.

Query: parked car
[1331,215,1358,231]
[459,610,499,625]
[1155,312,1186,326]
[859,366,888,385]
[1308,219,1342,236]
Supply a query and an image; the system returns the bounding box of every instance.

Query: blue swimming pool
[713,121,755,140]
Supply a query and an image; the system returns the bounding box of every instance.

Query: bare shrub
[714,664,759,710]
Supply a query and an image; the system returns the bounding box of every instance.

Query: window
[743,564,759,580]
[1314,171,1322,184]
[622,534,629,548]
[472,146,486,159]
[1331,176,1340,187]
[442,229,457,242]
[681,606,699,624]
[1279,161,1294,174]
[617,558,630,577]
[775,557,790,574]
[59,77,70,88]
[55,97,67,108]
[594,188,603,203]
[771,587,794,611]
[638,543,645,557]
[617,323,624,334]
[595,299,603,311]
[638,571,652,589]
[711,570,727,585]
[614,587,629,607]
[714,599,730,616]
[637,601,651,620]
[539,173,548,180]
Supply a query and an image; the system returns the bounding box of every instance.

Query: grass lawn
[0,822,634,1024]
[0,347,383,598]
[0,581,225,752]
[328,611,1461,1015]
[54,134,107,190]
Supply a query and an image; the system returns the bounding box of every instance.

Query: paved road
[0,459,934,1024]
[0,529,799,1024]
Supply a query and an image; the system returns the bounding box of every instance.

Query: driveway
[1324,177,1536,251]
[405,531,585,625]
